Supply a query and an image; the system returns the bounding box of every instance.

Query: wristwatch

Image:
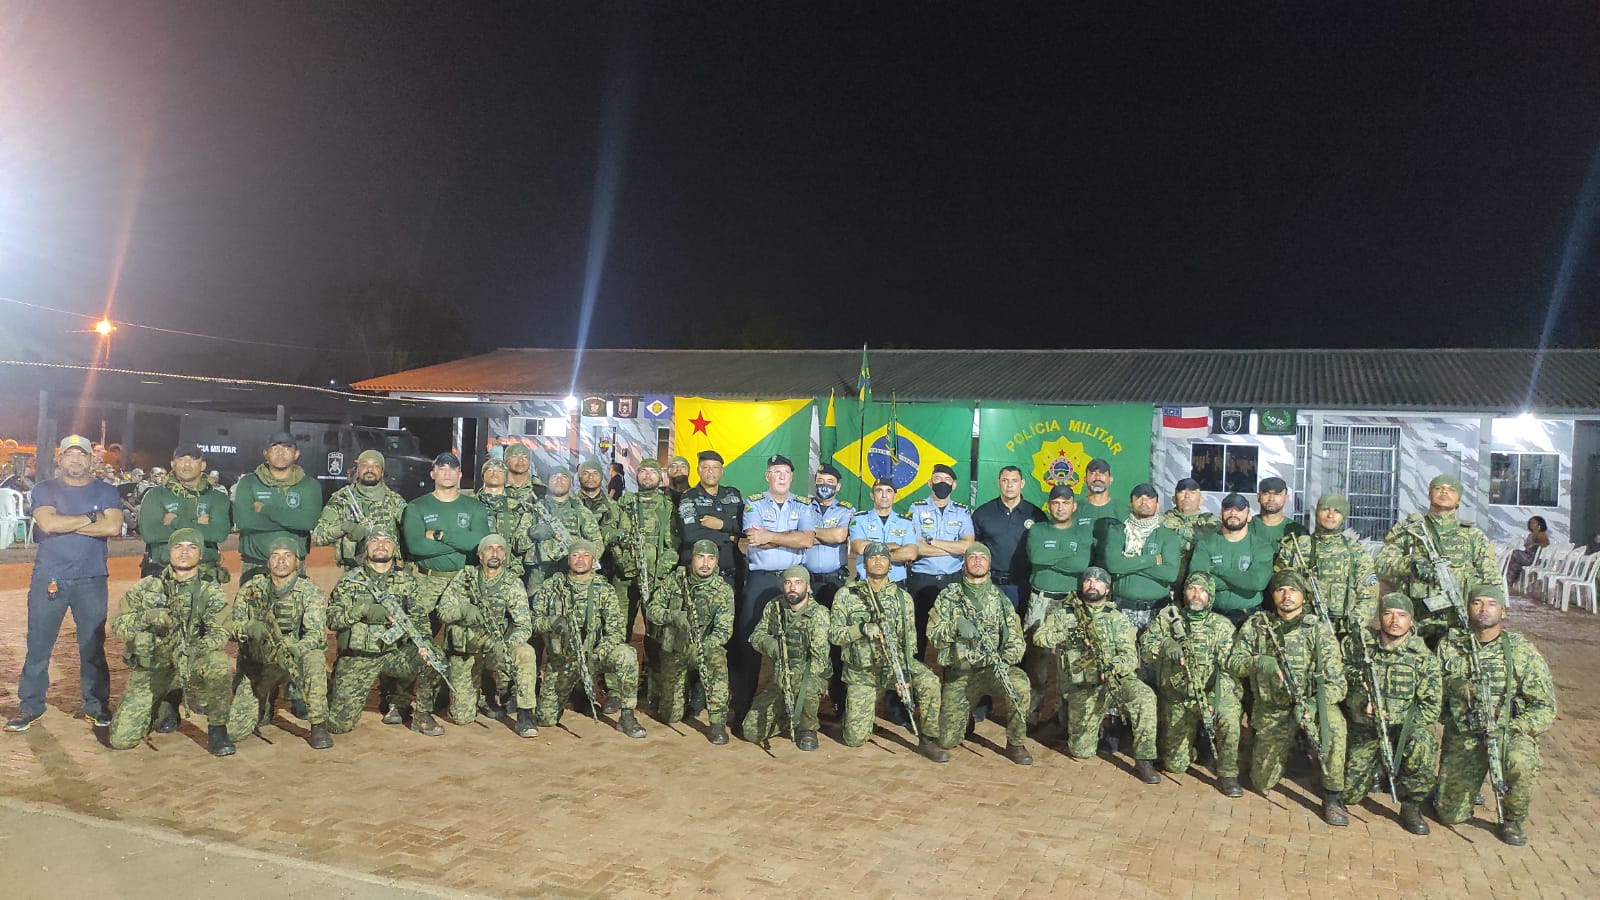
[85,508,100,523]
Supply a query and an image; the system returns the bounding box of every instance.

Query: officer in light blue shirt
[848,478,916,583]
[906,463,975,657]
[802,464,855,600]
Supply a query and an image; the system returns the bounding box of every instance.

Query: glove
[364,601,391,625]
[242,620,273,642]
[346,522,371,543]
[862,621,884,641]
[666,609,689,629]
[551,614,572,637]
[459,606,484,628]
[1164,641,1186,664]
[143,608,174,635]
[955,617,978,640]
[530,521,555,541]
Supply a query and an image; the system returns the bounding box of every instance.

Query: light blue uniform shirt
[743,493,816,573]
[803,498,854,574]
[848,509,915,582]
[907,498,975,577]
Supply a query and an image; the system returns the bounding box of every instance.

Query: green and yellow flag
[827,397,972,511]
[672,397,814,490]
[977,403,1153,508]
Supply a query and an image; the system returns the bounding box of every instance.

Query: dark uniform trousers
[905,572,960,663]
[810,570,849,714]
[731,567,783,724]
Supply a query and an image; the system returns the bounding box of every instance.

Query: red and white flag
[1161,406,1210,437]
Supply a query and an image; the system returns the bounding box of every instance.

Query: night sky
[4,2,1599,382]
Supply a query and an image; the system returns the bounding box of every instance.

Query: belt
[809,570,847,583]
[1034,589,1072,601]
[991,571,1015,585]
[1112,596,1162,611]
[415,566,456,577]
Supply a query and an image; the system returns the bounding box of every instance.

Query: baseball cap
[433,451,461,468]
[1259,476,1288,493]
[171,444,204,460]
[58,434,93,455]
[267,431,296,447]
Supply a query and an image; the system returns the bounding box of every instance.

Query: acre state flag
[672,397,813,490]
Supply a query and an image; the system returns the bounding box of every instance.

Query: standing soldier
[107,529,236,756]
[742,565,832,750]
[1036,567,1162,783]
[137,444,232,582]
[1342,593,1441,835]
[1160,478,1219,589]
[576,459,622,545]
[1376,474,1501,646]
[1435,582,1556,846]
[519,466,601,594]
[1226,570,1350,825]
[502,443,546,506]
[906,464,976,659]
[1103,484,1183,630]
[1248,476,1305,550]
[472,458,523,577]
[1139,573,1243,796]
[830,543,948,761]
[664,455,692,507]
[325,526,445,736]
[1277,493,1379,640]
[927,544,1032,765]
[225,537,332,749]
[646,539,735,744]
[614,458,679,708]
[1189,493,1276,628]
[312,449,406,572]
[233,432,323,584]
[733,455,815,728]
[531,541,647,738]
[436,534,538,736]
[677,450,743,578]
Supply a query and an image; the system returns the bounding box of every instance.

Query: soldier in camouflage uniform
[1037,567,1161,783]
[108,529,237,756]
[742,565,832,750]
[517,467,602,594]
[471,458,525,579]
[646,539,734,743]
[577,459,622,547]
[1160,478,1221,589]
[531,540,646,737]
[928,543,1033,764]
[311,449,407,572]
[325,526,446,736]
[1342,592,1441,834]
[502,443,546,505]
[436,534,538,735]
[1376,474,1501,647]
[1435,582,1556,847]
[829,542,947,761]
[1138,572,1243,795]
[224,537,332,749]
[1227,570,1350,824]
[1276,493,1379,639]
[613,459,679,707]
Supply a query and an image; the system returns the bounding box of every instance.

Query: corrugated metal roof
[350,348,1600,415]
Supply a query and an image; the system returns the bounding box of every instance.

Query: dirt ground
[1,541,1596,898]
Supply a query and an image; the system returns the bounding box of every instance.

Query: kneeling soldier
[1343,592,1442,834]
[928,543,1033,764]
[108,529,236,756]
[1139,572,1243,794]
[532,540,646,738]
[830,542,947,761]
[743,565,831,749]
[646,539,734,744]
[225,537,332,749]
[1038,566,1161,783]
[438,534,539,736]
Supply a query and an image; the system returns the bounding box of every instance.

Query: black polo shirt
[972,496,1045,582]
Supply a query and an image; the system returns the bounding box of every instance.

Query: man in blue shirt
[8,436,124,732]
[802,463,854,716]
[848,479,917,583]
[906,463,975,659]
[732,455,816,726]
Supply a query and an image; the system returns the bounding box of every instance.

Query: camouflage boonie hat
[1467,580,1506,602]
[1378,592,1413,616]
[569,539,602,558]
[168,527,202,548]
[577,460,604,477]
[964,542,991,560]
[356,449,385,467]
[639,458,662,471]
[1316,493,1350,515]
[504,443,531,459]
[367,524,398,544]
[478,533,508,554]
[481,457,508,474]
[781,564,811,582]
[691,539,719,557]
[1184,571,1215,596]
[266,535,301,558]
[1267,569,1309,596]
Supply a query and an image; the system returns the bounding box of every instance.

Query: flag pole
[856,343,870,509]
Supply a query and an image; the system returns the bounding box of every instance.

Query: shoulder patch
[792,494,809,504]
[836,499,853,509]
[747,492,765,502]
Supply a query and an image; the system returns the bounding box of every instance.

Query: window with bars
[1293,424,1402,540]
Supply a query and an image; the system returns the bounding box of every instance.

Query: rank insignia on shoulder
[836,499,853,508]
[747,492,765,502]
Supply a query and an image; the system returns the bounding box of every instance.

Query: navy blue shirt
[31,478,121,580]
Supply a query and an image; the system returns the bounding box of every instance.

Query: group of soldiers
[103,435,1554,847]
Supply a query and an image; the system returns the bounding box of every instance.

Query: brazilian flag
[824,397,973,512]
[672,397,814,491]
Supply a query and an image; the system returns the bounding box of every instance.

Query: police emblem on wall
[1031,437,1089,495]
[613,396,639,418]
[1211,408,1250,436]
[581,396,608,417]
[327,451,344,477]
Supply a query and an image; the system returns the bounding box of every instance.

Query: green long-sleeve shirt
[402,493,490,572]
[1074,495,1129,567]
[1025,521,1095,593]
[1189,530,1276,613]
[1103,523,1183,604]
[137,480,234,565]
[233,466,324,562]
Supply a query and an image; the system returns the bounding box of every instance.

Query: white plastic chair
[1554,552,1600,613]
[0,488,27,550]
[1511,544,1547,594]
[1527,547,1576,603]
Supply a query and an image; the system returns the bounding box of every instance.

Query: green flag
[827,397,972,512]
[977,403,1153,508]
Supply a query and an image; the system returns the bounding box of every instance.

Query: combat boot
[602,694,621,716]
[918,736,950,763]
[155,708,181,734]
[1399,800,1430,835]
[796,730,819,751]
[207,724,236,758]
[515,709,538,738]
[1498,819,1527,846]
[382,706,406,726]
[308,723,332,750]
[618,709,647,739]
[1134,760,1162,784]
[411,711,444,737]
[290,698,309,720]
[708,723,729,745]
[1322,791,1349,827]
[1006,743,1034,766]
[1217,776,1244,798]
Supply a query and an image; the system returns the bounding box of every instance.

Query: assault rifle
[953,585,1024,714]
[861,580,918,737]
[373,585,448,678]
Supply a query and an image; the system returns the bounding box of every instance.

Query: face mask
[814,483,837,500]
[930,481,954,500]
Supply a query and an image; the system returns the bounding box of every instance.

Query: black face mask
[814,483,837,500]
[930,481,954,500]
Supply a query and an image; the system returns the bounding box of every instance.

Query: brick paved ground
[1,543,1596,898]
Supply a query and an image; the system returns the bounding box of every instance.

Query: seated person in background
[1506,516,1549,584]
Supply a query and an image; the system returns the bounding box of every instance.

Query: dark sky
[4,2,1599,381]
